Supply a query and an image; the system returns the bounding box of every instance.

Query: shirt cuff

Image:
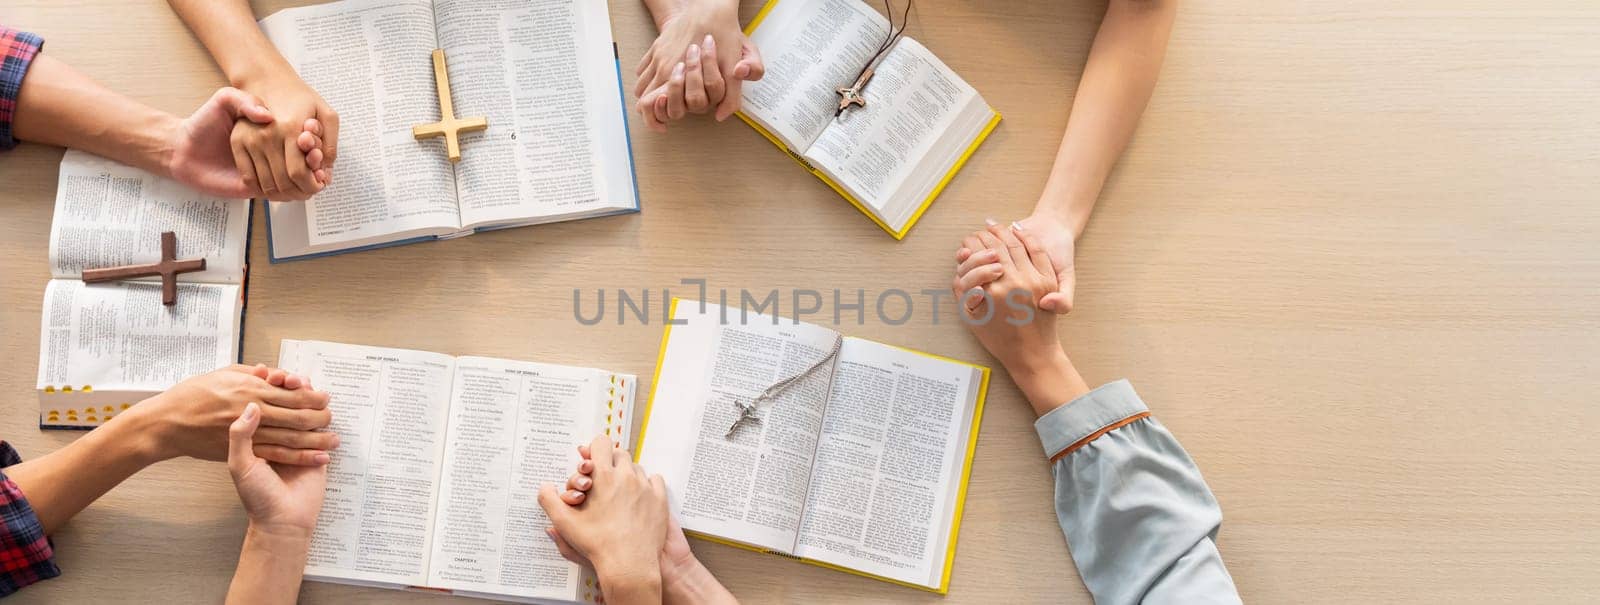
[0,442,61,597]
[1034,379,1151,461]
[0,26,46,151]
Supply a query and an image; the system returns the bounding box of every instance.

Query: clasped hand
[169,86,334,201]
[636,0,765,131]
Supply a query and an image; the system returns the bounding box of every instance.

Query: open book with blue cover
[259,0,639,262]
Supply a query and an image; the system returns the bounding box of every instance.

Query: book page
[741,0,891,149]
[794,338,983,588]
[278,340,456,588]
[36,280,240,392]
[260,0,460,248]
[638,302,838,554]
[424,357,612,601]
[803,37,985,222]
[435,0,636,228]
[48,150,247,284]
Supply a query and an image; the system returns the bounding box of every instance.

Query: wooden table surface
[2,0,1597,602]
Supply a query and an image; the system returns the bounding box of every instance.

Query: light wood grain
[2,0,1598,603]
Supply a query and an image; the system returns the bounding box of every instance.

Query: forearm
[167,0,295,88]
[227,525,310,605]
[663,556,737,605]
[598,568,664,605]
[3,411,162,534]
[1035,0,1177,237]
[10,54,178,177]
[642,0,739,30]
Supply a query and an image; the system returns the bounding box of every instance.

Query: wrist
[662,554,727,604]
[228,60,299,93]
[596,561,663,604]
[101,400,173,466]
[1003,345,1090,417]
[244,522,314,553]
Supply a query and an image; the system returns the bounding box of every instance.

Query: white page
[36,280,240,392]
[48,150,247,284]
[794,338,982,588]
[804,37,984,218]
[435,0,635,228]
[425,357,610,600]
[260,0,460,248]
[638,302,838,554]
[279,340,456,588]
[740,0,891,150]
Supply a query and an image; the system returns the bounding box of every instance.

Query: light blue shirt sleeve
[1034,379,1241,605]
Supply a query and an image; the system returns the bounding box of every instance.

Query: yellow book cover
[636,298,990,593]
[735,0,1002,239]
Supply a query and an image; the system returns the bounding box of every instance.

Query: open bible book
[737,0,1001,239]
[259,0,639,262]
[636,300,989,592]
[278,340,635,604]
[36,150,249,429]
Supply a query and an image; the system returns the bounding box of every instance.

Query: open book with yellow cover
[737,0,1002,239]
[636,300,989,592]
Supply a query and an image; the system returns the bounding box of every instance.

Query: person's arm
[224,403,327,605]
[0,443,62,596]
[1021,366,1242,604]
[995,0,1179,314]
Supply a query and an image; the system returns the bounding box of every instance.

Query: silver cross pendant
[725,400,763,438]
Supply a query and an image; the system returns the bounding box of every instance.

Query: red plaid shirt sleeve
[0,26,45,151]
[0,441,59,596]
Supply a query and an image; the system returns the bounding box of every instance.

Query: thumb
[537,483,571,523]
[210,87,274,125]
[734,37,765,81]
[228,402,263,477]
[1040,278,1074,315]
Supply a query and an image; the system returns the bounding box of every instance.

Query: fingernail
[673,62,684,78]
[242,403,258,421]
[735,64,749,78]
[329,434,341,449]
[567,490,585,500]
[577,477,592,489]
[688,44,699,62]
[705,35,715,50]
[1011,221,1025,233]
[313,452,331,464]
[984,218,998,226]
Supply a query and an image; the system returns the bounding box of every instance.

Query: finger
[314,168,329,184]
[637,59,659,98]
[654,94,671,127]
[229,137,262,198]
[650,474,666,499]
[614,447,636,473]
[297,130,318,154]
[955,247,972,263]
[976,225,1015,270]
[588,433,616,470]
[735,36,765,81]
[537,483,571,523]
[284,136,319,195]
[213,87,275,125]
[259,405,333,431]
[991,222,1030,271]
[253,426,340,451]
[578,459,594,475]
[545,527,589,566]
[577,443,591,460]
[701,35,726,106]
[715,76,743,122]
[306,147,325,176]
[635,48,652,77]
[266,368,288,387]
[957,248,1000,276]
[567,472,593,493]
[667,62,687,120]
[262,137,299,199]
[637,94,665,133]
[955,263,1004,293]
[251,444,331,466]
[227,402,262,476]
[962,234,983,256]
[246,145,277,199]
[684,44,708,114]
[259,384,330,410]
[319,103,340,168]
[560,489,587,506]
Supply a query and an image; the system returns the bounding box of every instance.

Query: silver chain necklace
[725,334,844,439]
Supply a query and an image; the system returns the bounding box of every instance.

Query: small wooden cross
[412,49,488,163]
[835,67,874,116]
[81,231,206,305]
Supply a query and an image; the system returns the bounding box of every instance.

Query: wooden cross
[835,67,874,116]
[81,231,206,305]
[412,49,488,162]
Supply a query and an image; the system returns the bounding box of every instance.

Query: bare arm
[12,54,182,178]
[166,0,295,90]
[1035,0,1178,237]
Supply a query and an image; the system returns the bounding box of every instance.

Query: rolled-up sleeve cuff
[0,441,61,597]
[1034,379,1151,462]
[0,27,46,151]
